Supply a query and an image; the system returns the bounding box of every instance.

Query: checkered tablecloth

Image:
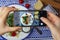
[0,0,53,40]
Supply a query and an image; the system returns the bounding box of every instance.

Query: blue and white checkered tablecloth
[0,0,53,40]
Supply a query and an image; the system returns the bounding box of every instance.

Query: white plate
[20,12,34,26]
[2,4,30,40]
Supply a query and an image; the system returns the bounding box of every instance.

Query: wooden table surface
[41,0,60,17]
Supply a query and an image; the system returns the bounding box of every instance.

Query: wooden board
[40,0,60,17]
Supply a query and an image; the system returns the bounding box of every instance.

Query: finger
[47,12,59,22]
[47,15,54,23]
[40,17,56,30]
[0,7,5,16]
[5,26,22,32]
[2,7,17,21]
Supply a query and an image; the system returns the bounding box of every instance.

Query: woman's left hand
[0,7,21,35]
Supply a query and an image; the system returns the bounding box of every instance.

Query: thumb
[5,26,22,32]
[40,17,56,31]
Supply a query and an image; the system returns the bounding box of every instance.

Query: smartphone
[14,10,47,27]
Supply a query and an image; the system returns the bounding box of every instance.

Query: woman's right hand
[40,12,60,40]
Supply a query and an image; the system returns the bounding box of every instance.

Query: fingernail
[11,6,18,11]
[14,8,17,10]
[40,17,44,19]
[12,6,15,8]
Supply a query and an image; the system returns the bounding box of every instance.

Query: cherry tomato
[11,32,16,36]
[19,0,24,4]
[25,4,30,8]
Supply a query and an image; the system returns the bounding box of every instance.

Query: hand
[40,12,60,40]
[0,7,21,35]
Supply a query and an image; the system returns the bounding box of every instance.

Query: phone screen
[14,10,47,27]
